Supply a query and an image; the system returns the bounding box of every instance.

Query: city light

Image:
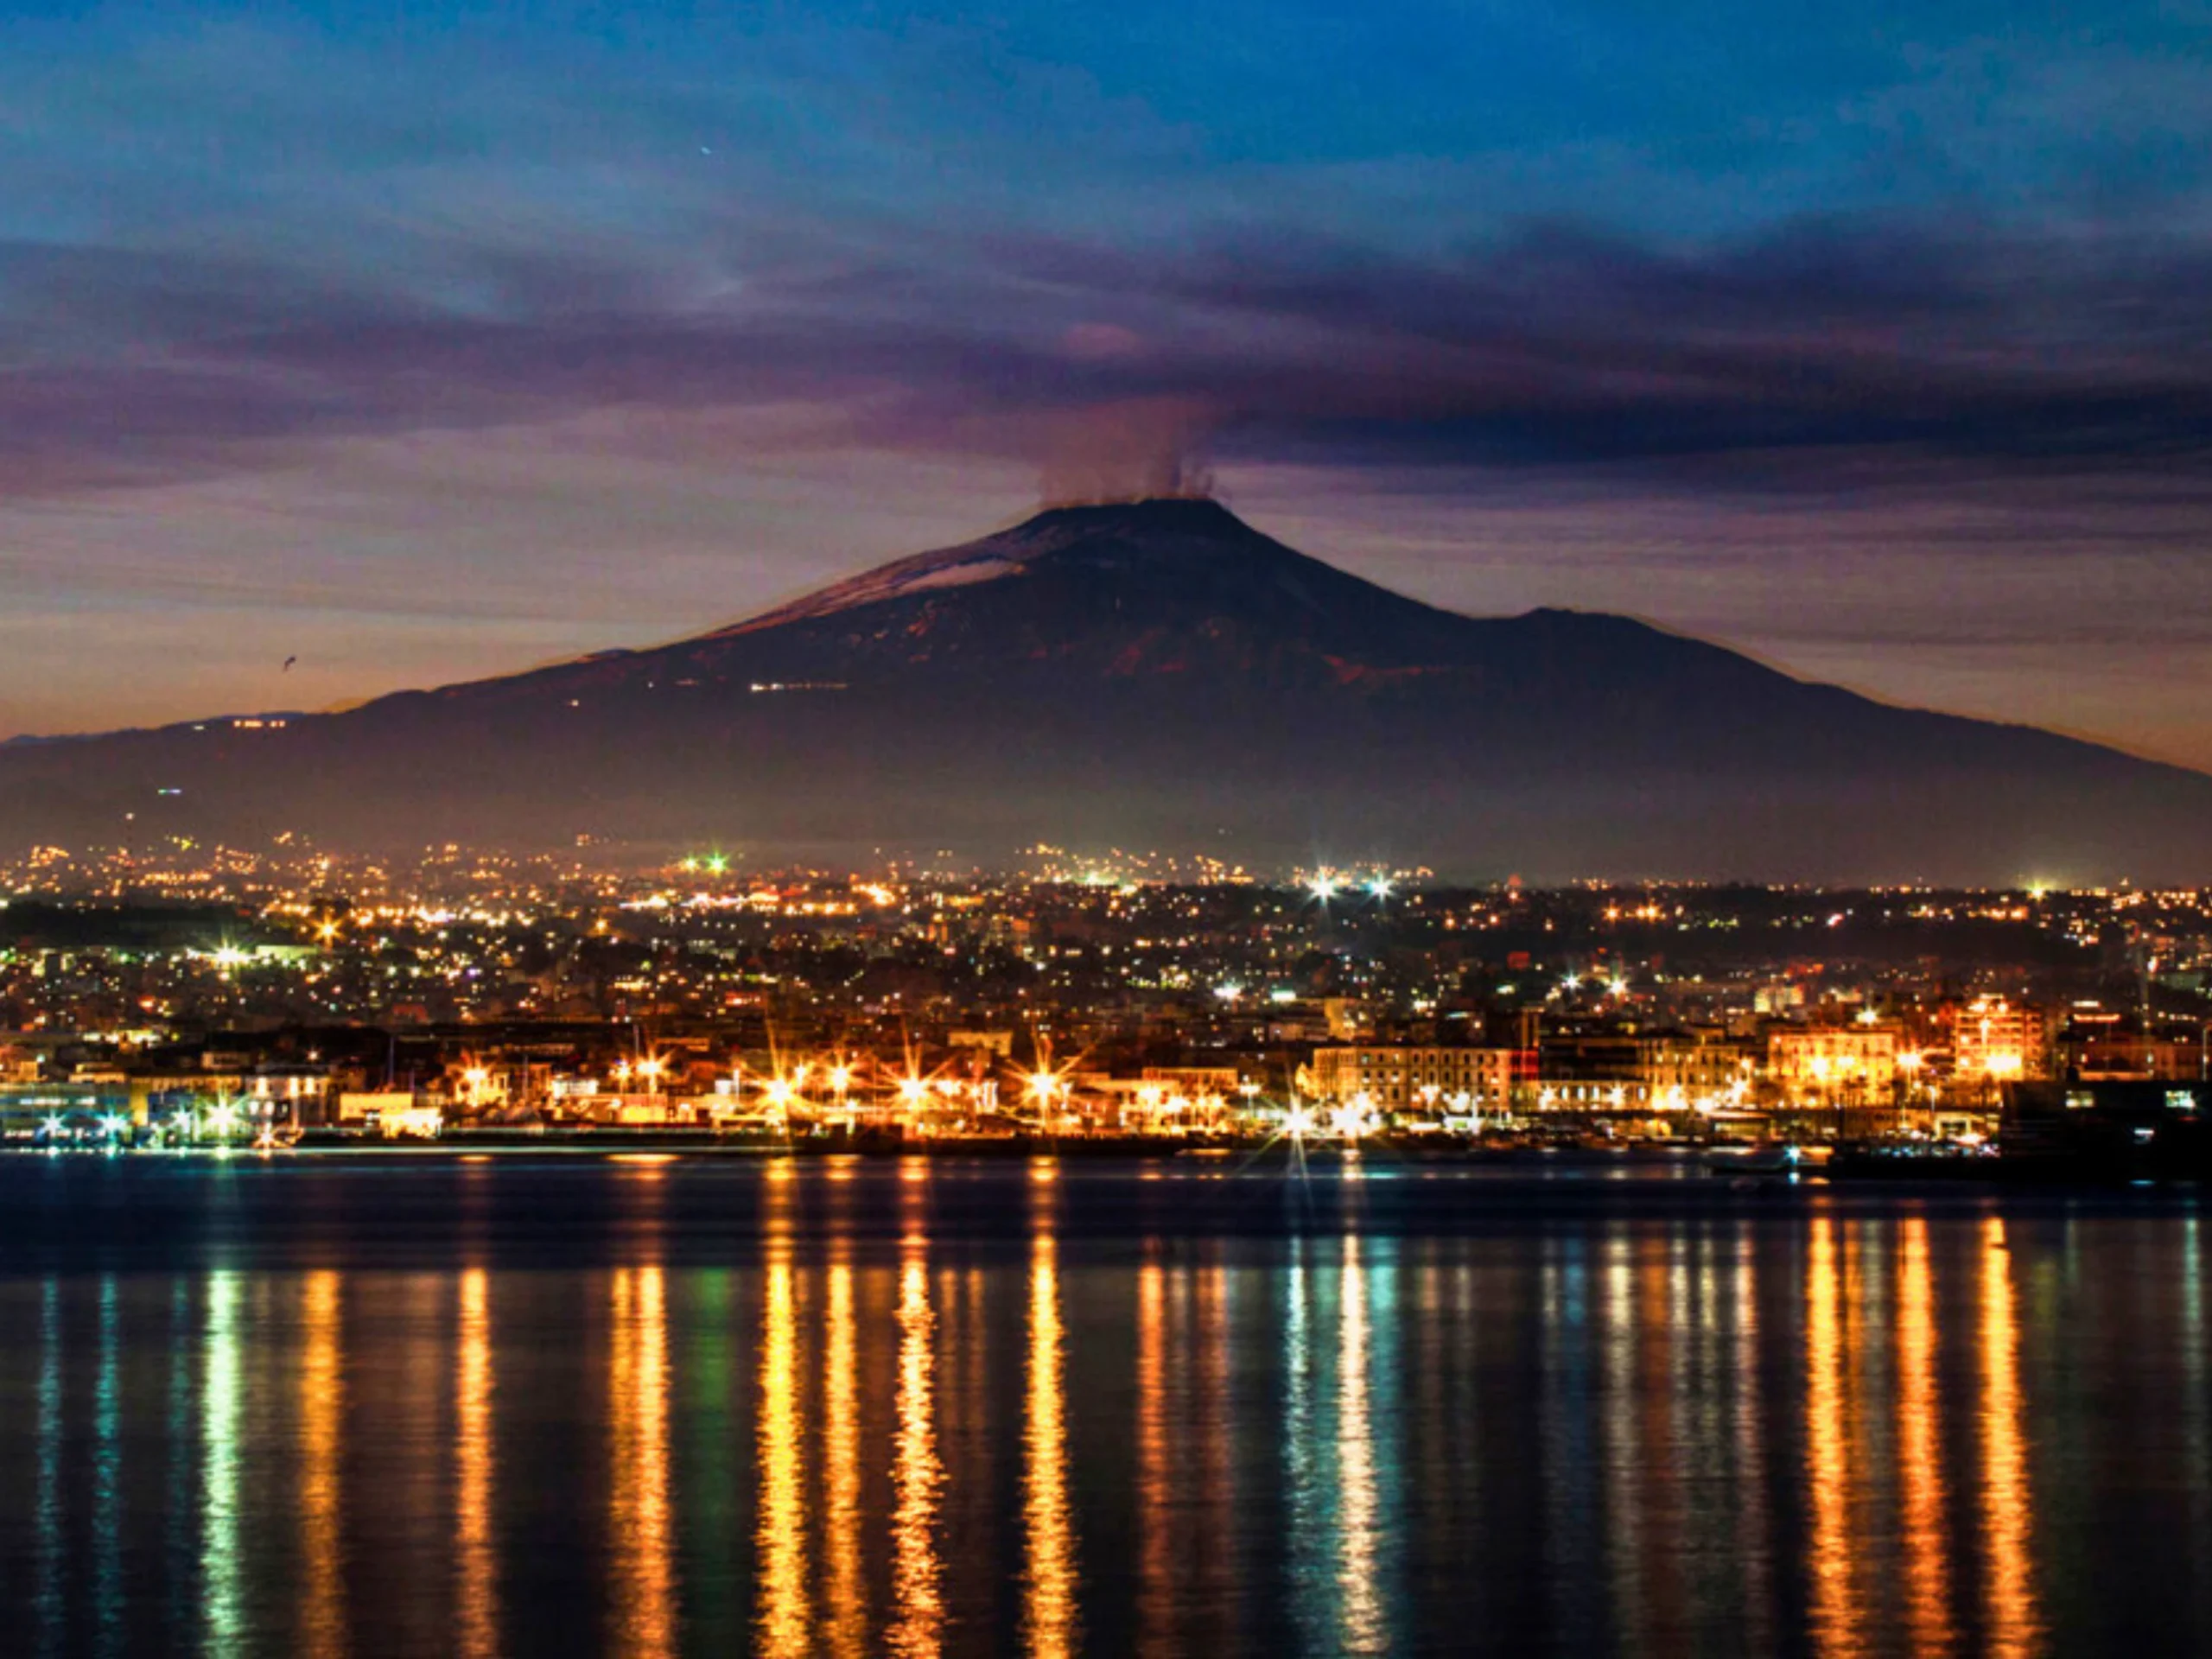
[0,868,2176,1166]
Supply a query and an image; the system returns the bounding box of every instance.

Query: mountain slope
[3,499,2207,880]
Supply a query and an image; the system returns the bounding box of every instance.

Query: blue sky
[5,3,2212,762]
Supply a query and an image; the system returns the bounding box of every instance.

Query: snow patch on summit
[715,550,1021,635]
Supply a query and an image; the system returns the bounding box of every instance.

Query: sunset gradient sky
[6,3,2211,762]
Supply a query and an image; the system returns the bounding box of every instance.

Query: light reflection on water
[1980,1217,2040,1659]
[608,1263,672,1659]
[1897,1216,1954,1658]
[1020,1224,1077,1659]
[298,1268,346,1659]
[889,1227,944,1658]
[1139,1254,1174,1650]
[200,1268,243,1659]
[455,1267,499,1659]
[3,1160,2210,1656]
[821,1255,866,1659]
[92,1274,120,1659]
[35,1275,61,1659]
[753,1179,808,1659]
[1805,1216,1857,1656]
[1337,1235,1383,1654]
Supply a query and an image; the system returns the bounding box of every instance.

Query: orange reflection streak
[1199,1256,1236,1639]
[1896,1218,1954,1657]
[1842,1227,1872,1640]
[609,1267,674,1659]
[1135,1259,1171,1651]
[298,1270,346,1659]
[888,1237,944,1658]
[756,1170,810,1659]
[1022,1230,1078,1659]
[1641,1243,1682,1639]
[1338,1236,1381,1651]
[823,1260,865,1659]
[1980,1217,2039,1658]
[455,1268,499,1659]
[756,1252,810,1658]
[1805,1217,1861,1657]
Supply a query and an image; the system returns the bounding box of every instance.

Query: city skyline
[7,3,2212,767]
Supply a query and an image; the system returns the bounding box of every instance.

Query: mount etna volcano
[4,498,2208,880]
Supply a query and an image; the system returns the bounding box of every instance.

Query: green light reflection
[95,1275,123,1658]
[35,1276,63,1659]
[202,1269,245,1659]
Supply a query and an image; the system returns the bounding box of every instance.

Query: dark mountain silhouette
[3,498,2207,880]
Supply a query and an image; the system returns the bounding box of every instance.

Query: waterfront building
[1948,996,2056,1082]
[1307,1045,1521,1116]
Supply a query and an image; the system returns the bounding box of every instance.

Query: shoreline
[7,1130,2205,1186]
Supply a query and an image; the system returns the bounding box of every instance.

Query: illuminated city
[7,847,2210,1178]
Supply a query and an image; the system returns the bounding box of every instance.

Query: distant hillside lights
[1303,867,1414,904]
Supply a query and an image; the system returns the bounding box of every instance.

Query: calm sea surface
[1,1154,2207,1657]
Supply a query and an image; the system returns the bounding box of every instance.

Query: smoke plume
[1039,398,1217,506]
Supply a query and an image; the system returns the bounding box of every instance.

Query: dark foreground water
[1,1155,2208,1657]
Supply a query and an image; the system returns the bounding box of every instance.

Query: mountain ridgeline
[5,499,2207,880]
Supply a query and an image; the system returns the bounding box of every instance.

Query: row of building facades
[10,991,2207,1141]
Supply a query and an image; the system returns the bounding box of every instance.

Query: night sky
[7,3,2209,765]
